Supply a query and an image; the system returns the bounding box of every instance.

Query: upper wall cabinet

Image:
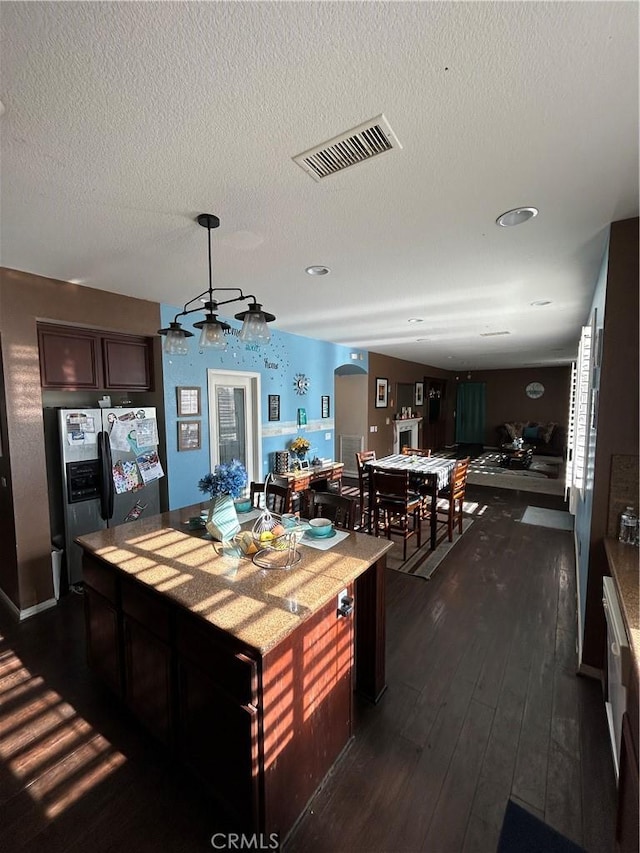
[38,324,154,391]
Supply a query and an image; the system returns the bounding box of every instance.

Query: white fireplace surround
[392,417,422,454]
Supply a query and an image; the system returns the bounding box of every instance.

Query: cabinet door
[38,325,102,389]
[84,585,122,696]
[177,656,259,826]
[123,615,172,745]
[102,335,153,390]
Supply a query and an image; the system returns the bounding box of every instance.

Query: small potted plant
[198,460,247,540]
[289,436,310,469]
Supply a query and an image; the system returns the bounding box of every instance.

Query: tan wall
[367,353,451,457]
[0,268,164,611]
[464,366,572,446]
[335,373,368,460]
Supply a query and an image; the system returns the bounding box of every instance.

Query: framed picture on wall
[375,377,388,408]
[176,386,201,417]
[321,395,330,418]
[268,394,280,421]
[415,382,424,407]
[177,420,201,451]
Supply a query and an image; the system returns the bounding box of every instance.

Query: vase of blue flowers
[198,460,247,541]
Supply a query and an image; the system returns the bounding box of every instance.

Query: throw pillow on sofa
[540,422,557,444]
[523,425,540,441]
[504,421,525,440]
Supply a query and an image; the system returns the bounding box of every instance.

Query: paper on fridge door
[112,459,143,494]
[133,418,158,447]
[136,449,164,484]
[109,419,133,452]
[65,413,97,445]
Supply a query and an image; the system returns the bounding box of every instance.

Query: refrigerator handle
[98,431,114,521]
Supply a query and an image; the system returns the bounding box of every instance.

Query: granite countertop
[604,538,640,667]
[76,504,392,655]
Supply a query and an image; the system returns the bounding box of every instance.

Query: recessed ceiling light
[496,207,538,227]
[531,299,552,306]
[408,318,424,324]
[305,265,330,276]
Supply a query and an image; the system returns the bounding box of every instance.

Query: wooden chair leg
[457,497,463,535]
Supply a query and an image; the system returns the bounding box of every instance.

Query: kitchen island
[76,505,392,841]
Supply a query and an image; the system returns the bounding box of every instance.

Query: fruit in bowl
[307,518,334,538]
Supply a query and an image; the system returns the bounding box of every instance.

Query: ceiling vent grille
[480,331,511,337]
[293,114,401,181]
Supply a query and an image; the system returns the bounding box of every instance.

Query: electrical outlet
[386,417,390,425]
[325,432,331,440]
[369,425,375,432]
[336,588,354,618]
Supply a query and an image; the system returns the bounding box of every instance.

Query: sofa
[496,421,565,457]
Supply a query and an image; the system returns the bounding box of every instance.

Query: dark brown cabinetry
[83,560,122,697]
[121,580,173,745]
[38,323,154,391]
[38,325,103,389]
[82,550,356,839]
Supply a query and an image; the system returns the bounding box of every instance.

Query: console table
[280,461,344,509]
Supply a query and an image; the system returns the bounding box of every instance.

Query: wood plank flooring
[0,485,617,852]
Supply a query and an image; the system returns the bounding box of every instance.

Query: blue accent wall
[574,230,609,651]
[160,303,368,509]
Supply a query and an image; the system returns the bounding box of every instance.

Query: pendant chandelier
[157,213,276,354]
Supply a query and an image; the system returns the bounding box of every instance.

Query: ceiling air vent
[480,331,511,337]
[293,114,402,181]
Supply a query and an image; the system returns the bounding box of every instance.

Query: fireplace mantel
[392,417,423,454]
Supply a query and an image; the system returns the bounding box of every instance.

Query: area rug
[497,799,584,853]
[520,506,574,531]
[386,500,475,579]
[466,451,566,497]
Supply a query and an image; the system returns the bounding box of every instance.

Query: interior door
[207,370,261,485]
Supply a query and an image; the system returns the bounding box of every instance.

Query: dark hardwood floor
[0,485,617,852]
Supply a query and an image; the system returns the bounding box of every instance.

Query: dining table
[365,453,457,550]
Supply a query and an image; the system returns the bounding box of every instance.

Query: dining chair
[305,491,356,531]
[355,450,376,529]
[437,457,470,541]
[371,469,422,562]
[401,447,432,457]
[249,480,291,515]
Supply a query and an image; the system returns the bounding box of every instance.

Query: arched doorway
[334,363,367,476]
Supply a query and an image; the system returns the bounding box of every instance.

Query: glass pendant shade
[164,328,189,355]
[198,321,228,350]
[239,309,271,344]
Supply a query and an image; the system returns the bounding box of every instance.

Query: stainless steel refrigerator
[50,406,163,586]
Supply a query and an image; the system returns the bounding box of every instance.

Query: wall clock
[293,373,310,395]
[525,381,545,399]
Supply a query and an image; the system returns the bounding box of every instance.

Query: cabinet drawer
[83,555,118,605]
[121,579,171,643]
[176,613,257,706]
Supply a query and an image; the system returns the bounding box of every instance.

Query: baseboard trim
[578,662,602,680]
[0,586,57,621]
[0,586,20,619]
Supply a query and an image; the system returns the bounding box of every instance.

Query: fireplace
[392,418,422,454]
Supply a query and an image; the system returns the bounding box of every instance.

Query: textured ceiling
[1,1,638,369]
